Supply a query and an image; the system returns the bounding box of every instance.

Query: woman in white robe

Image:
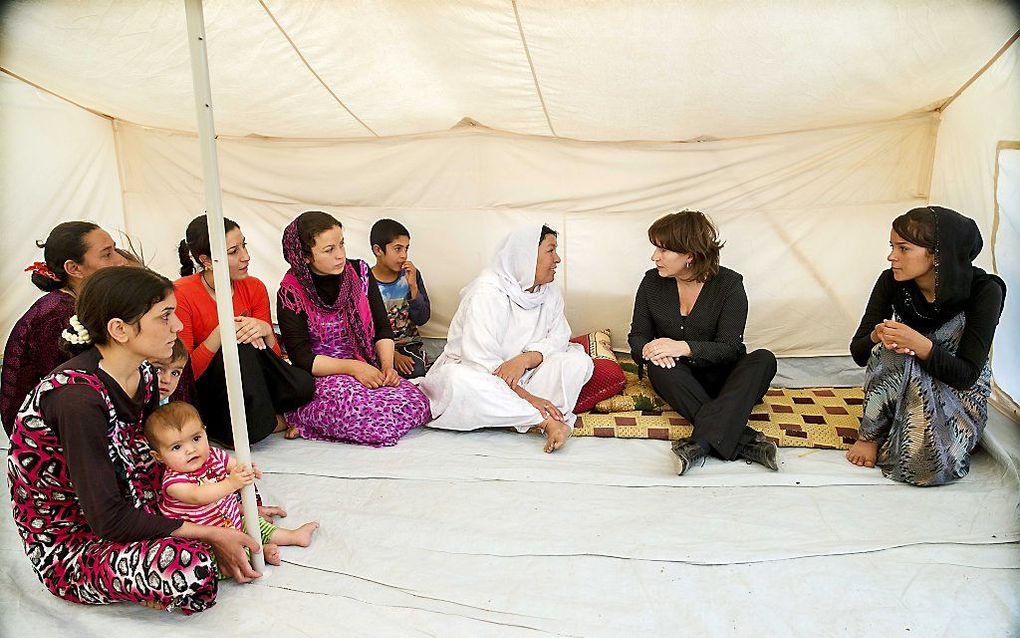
[421,225,594,452]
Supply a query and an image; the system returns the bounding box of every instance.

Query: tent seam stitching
[511,0,557,137]
[257,0,379,137]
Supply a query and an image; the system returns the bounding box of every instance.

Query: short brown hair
[145,401,202,448]
[647,210,724,282]
[155,338,189,366]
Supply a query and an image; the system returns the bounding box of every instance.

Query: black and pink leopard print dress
[7,359,218,613]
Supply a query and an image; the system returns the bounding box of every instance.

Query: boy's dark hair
[156,337,189,365]
[370,219,410,252]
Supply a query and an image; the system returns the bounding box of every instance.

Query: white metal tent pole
[183,0,265,572]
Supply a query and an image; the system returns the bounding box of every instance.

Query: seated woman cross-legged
[846,206,1005,486]
[629,210,779,475]
[7,267,270,613]
[175,215,315,448]
[421,225,594,453]
[276,211,431,446]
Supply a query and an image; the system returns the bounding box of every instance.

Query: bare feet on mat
[846,439,879,467]
[541,418,570,453]
[273,414,289,433]
[138,600,167,611]
[284,426,301,440]
[264,543,282,566]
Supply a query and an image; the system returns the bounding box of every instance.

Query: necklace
[201,269,216,294]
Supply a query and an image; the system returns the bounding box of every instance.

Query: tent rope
[257,0,379,137]
[0,66,112,120]
[511,0,557,137]
[938,29,1019,113]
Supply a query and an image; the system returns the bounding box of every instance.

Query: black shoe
[737,438,779,471]
[671,438,708,476]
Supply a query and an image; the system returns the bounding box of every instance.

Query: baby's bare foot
[291,522,319,547]
[846,439,879,468]
[272,521,320,548]
[264,543,282,566]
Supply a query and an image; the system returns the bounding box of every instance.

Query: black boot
[671,438,708,476]
[737,435,779,471]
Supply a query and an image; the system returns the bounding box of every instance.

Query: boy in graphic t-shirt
[370,219,431,379]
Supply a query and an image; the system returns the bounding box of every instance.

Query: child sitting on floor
[370,219,432,379]
[145,401,318,571]
[152,338,189,405]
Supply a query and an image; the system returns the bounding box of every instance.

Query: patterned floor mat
[575,355,863,449]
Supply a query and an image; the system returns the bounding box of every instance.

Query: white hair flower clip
[61,315,92,345]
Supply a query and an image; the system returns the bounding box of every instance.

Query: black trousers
[647,349,777,460]
[195,343,315,447]
[396,342,428,380]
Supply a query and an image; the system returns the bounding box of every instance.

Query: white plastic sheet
[2,419,1017,636]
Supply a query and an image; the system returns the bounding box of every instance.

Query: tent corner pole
[183,0,265,573]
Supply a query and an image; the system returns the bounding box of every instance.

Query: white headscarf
[491,224,555,310]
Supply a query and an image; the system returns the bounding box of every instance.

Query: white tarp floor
[2,411,1018,637]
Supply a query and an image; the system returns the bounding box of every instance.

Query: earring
[686,261,691,268]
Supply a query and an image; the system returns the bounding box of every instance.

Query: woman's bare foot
[273,414,289,434]
[846,439,879,467]
[540,418,570,453]
[138,600,167,611]
[270,522,320,547]
[263,543,282,566]
[284,426,301,440]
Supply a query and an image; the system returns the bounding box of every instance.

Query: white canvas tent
[1,1,1018,636]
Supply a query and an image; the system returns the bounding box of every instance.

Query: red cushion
[570,333,626,413]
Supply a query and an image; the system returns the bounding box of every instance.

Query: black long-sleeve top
[40,348,181,542]
[277,259,395,373]
[629,266,748,376]
[850,270,1004,390]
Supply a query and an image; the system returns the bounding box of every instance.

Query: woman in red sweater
[175,215,314,446]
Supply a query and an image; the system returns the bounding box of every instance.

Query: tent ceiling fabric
[1,0,1016,141]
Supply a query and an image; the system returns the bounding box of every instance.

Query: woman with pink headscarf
[276,211,430,446]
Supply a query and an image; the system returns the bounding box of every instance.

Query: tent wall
[116,114,936,356]
[0,75,126,347]
[929,42,1020,411]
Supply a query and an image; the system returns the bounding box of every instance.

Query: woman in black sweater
[846,206,1005,486]
[629,211,778,475]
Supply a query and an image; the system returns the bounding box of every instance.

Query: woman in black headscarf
[846,206,1006,486]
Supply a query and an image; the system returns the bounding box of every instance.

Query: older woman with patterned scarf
[846,206,1006,486]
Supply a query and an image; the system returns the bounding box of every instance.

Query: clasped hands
[642,338,691,368]
[493,352,564,423]
[351,361,401,389]
[234,316,273,350]
[871,320,931,358]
